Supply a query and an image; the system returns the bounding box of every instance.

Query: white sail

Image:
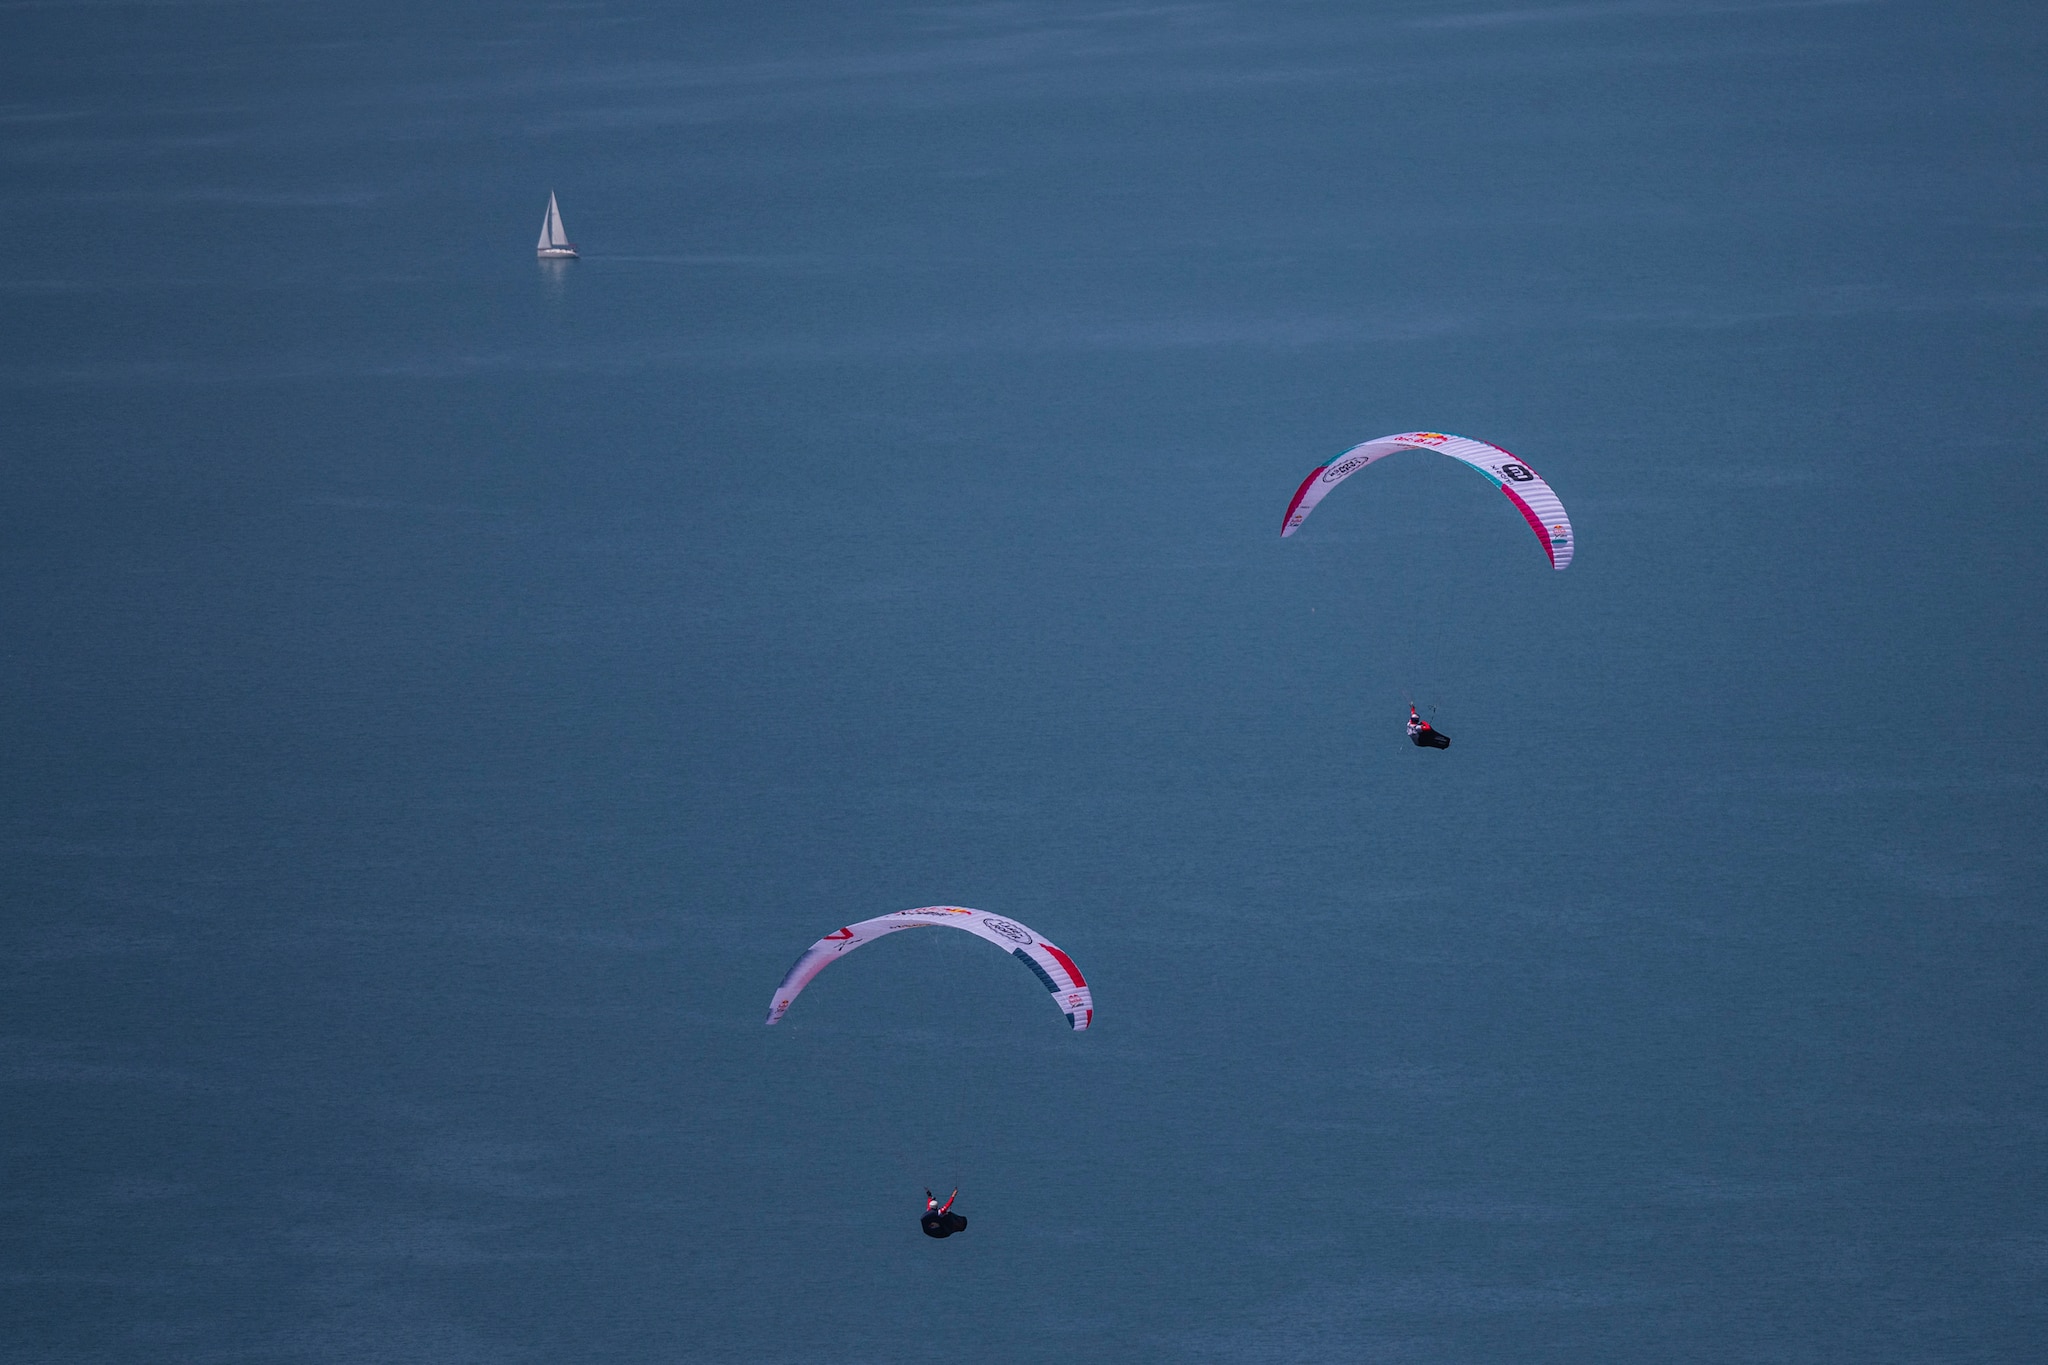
[537,193,574,254]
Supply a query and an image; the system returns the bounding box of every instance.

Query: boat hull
[537,246,579,258]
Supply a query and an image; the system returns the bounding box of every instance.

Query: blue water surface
[3,2,2045,1361]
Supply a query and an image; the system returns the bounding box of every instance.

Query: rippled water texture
[3,2,2045,1361]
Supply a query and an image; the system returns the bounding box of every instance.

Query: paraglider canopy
[1281,431,1574,570]
[764,907,1094,1030]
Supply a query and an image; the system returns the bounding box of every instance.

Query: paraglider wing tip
[1499,482,1572,570]
[1280,466,1326,536]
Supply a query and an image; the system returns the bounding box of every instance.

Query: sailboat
[536,192,578,258]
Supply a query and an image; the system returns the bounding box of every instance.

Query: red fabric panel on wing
[1281,467,1326,532]
[1501,485,1558,568]
[1040,941,1087,988]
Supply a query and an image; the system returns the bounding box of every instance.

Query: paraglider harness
[1407,706,1450,750]
[921,1188,967,1239]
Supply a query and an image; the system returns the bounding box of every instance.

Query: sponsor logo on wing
[1322,454,1371,481]
[981,917,1034,945]
[1401,432,1450,445]
[895,907,971,918]
[1550,523,1569,541]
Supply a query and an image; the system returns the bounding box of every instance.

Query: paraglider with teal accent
[1282,431,1575,570]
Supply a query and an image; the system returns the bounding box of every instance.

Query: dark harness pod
[921,1212,968,1238]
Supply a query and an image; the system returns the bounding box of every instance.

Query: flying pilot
[1408,706,1450,749]
[921,1188,967,1238]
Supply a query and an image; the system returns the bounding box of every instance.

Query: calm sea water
[4,2,2046,1361]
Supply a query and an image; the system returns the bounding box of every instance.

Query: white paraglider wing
[1280,431,1574,570]
[764,907,1094,1030]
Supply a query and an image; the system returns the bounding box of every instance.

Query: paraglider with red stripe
[1281,431,1575,570]
[764,907,1094,1031]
